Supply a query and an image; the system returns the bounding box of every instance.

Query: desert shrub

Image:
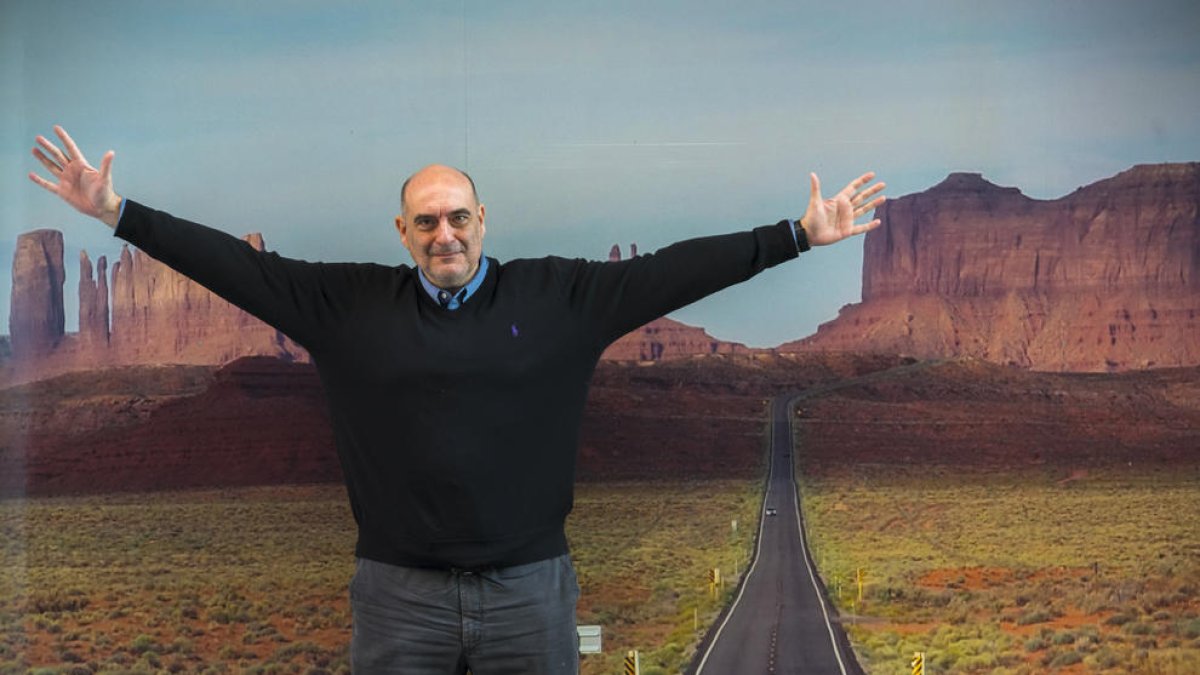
[56,647,84,663]
[167,637,194,655]
[1024,637,1046,652]
[1179,618,1200,639]
[272,641,326,664]
[1048,649,1083,667]
[1051,631,1075,645]
[130,633,160,654]
[1125,621,1154,636]
[24,591,89,614]
[1085,647,1122,669]
[1105,612,1134,626]
[956,652,1000,670]
[930,650,957,671]
[1016,609,1053,625]
[217,644,240,660]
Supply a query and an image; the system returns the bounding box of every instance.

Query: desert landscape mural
[3,164,1197,673]
[4,1,1198,673]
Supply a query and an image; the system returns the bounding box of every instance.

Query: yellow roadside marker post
[624,649,640,675]
[911,651,925,675]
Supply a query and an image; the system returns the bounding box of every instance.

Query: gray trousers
[349,554,581,674]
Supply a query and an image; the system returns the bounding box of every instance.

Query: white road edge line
[788,396,850,675]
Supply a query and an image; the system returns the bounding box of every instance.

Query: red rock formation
[3,230,307,385]
[788,164,1200,372]
[108,234,306,365]
[9,230,66,358]
[4,231,748,384]
[601,316,756,362]
[78,251,109,349]
[597,241,758,361]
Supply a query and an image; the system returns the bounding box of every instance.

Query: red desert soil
[2,352,912,496]
[2,353,1195,494]
[19,590,350,667]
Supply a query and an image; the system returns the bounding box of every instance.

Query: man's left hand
[800,171,886,247]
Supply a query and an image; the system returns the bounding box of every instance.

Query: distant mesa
[5,164,1198,382]
[2,237,745,385]
[785,162,1200,372]
[5,230,307,385]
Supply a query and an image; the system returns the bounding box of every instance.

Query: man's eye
[453,214,470,224]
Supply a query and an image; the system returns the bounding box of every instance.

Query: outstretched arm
[799,171,886,246]
[28,125,122,228]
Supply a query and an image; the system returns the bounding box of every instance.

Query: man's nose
[433,218,456,243]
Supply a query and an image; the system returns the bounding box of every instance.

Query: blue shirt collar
[417,255,489,310]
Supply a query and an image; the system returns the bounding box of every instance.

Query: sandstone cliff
[9,230,65,358]
[4,231,307,384]
[788,163,1200,371]
[107,233,306,365]
[4,237,749,384]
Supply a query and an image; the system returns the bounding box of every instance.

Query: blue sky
[3,0,1198,347]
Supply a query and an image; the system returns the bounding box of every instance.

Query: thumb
[809,172,821,203]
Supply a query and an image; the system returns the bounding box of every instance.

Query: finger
[854,219,882,235]
[54,125,85,163]
[32,147,64,174]
[28,171,61,195]
[854,195,887,217]
[809,172,822,202]
[853,181,886,203]
[99,150,115,184]
[36,135,70,166]
[839,171,877,199]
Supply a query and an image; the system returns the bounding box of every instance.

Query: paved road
[692,394,864,675]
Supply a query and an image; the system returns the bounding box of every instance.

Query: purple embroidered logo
[511,323,519,337]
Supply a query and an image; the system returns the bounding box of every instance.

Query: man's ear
[395,215,409,249]
[478,204,486,240]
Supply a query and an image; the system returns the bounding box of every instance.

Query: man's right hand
[29,125,123,228]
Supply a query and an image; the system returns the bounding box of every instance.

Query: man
[30,125,885,674]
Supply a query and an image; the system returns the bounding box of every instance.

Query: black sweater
[116,200,799,569]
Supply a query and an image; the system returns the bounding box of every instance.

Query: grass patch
[799,464,1200,674]
[0,480,760,674]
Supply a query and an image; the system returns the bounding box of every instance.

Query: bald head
[401,164,479,214]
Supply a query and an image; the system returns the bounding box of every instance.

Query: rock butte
[784,163,1200,372]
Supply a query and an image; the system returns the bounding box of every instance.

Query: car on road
[765,507,777,516]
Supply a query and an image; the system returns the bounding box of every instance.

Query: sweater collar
[416,255,490,310]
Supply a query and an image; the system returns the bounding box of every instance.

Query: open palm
[29,126,122,227]
[801,171,886,246]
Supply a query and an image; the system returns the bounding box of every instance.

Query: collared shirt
[417,255,490,310]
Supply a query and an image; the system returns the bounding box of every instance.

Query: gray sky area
[3,0,1198,346]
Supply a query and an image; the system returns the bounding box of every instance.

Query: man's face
[396,166,486,290]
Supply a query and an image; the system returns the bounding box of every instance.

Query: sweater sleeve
[565,219,800,348]
[114,199,374,351]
